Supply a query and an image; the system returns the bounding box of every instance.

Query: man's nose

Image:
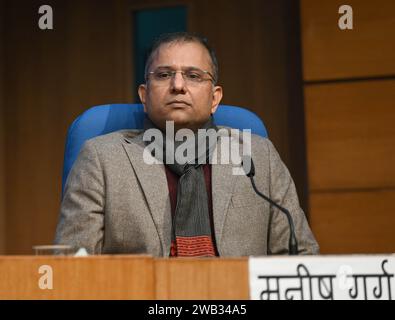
[170,71,187,93]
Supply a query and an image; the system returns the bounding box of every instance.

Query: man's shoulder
[217,126,272,153]
[217,126,267,140]
[85,129,144,148]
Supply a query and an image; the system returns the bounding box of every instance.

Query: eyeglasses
[146,67,215,86]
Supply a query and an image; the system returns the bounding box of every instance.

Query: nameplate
[249,255,395,300]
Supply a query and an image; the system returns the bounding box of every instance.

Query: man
[55,32,319,256]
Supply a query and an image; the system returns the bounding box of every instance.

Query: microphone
[241,155,299,255]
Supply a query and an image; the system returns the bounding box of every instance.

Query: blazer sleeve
[54,139,105,254]
[265,139,320,255]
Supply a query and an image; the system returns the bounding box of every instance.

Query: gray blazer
[55,128,319,256]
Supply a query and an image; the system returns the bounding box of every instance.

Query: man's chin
[165,112,193,126]
[162,116,197,131]
[170,119,193,130]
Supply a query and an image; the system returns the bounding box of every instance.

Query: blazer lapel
[122,133,172,256]
[211,132,240,251]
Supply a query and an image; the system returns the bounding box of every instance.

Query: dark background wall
[1,0,303,254]
[1,0,394,254]
[2,0,135,254]
[0,0,5,253]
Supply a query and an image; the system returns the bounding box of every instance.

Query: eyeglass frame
[145,66,216,85]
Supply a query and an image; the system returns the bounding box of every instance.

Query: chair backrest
[62,103,267,193]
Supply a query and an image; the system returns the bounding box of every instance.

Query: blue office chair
[62,103,267,194]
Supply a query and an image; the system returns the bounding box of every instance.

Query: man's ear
[210,85,223,114]
[138,84,147,112]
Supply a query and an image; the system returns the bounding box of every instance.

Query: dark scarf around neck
[143,116,218,257]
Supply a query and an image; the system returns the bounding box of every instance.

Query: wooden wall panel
[301,0,395,81]
[310,190,395,254]
[301,0,395,254]
[0,0,5,253]
[305,80,395,191]
[3,0,132,254]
